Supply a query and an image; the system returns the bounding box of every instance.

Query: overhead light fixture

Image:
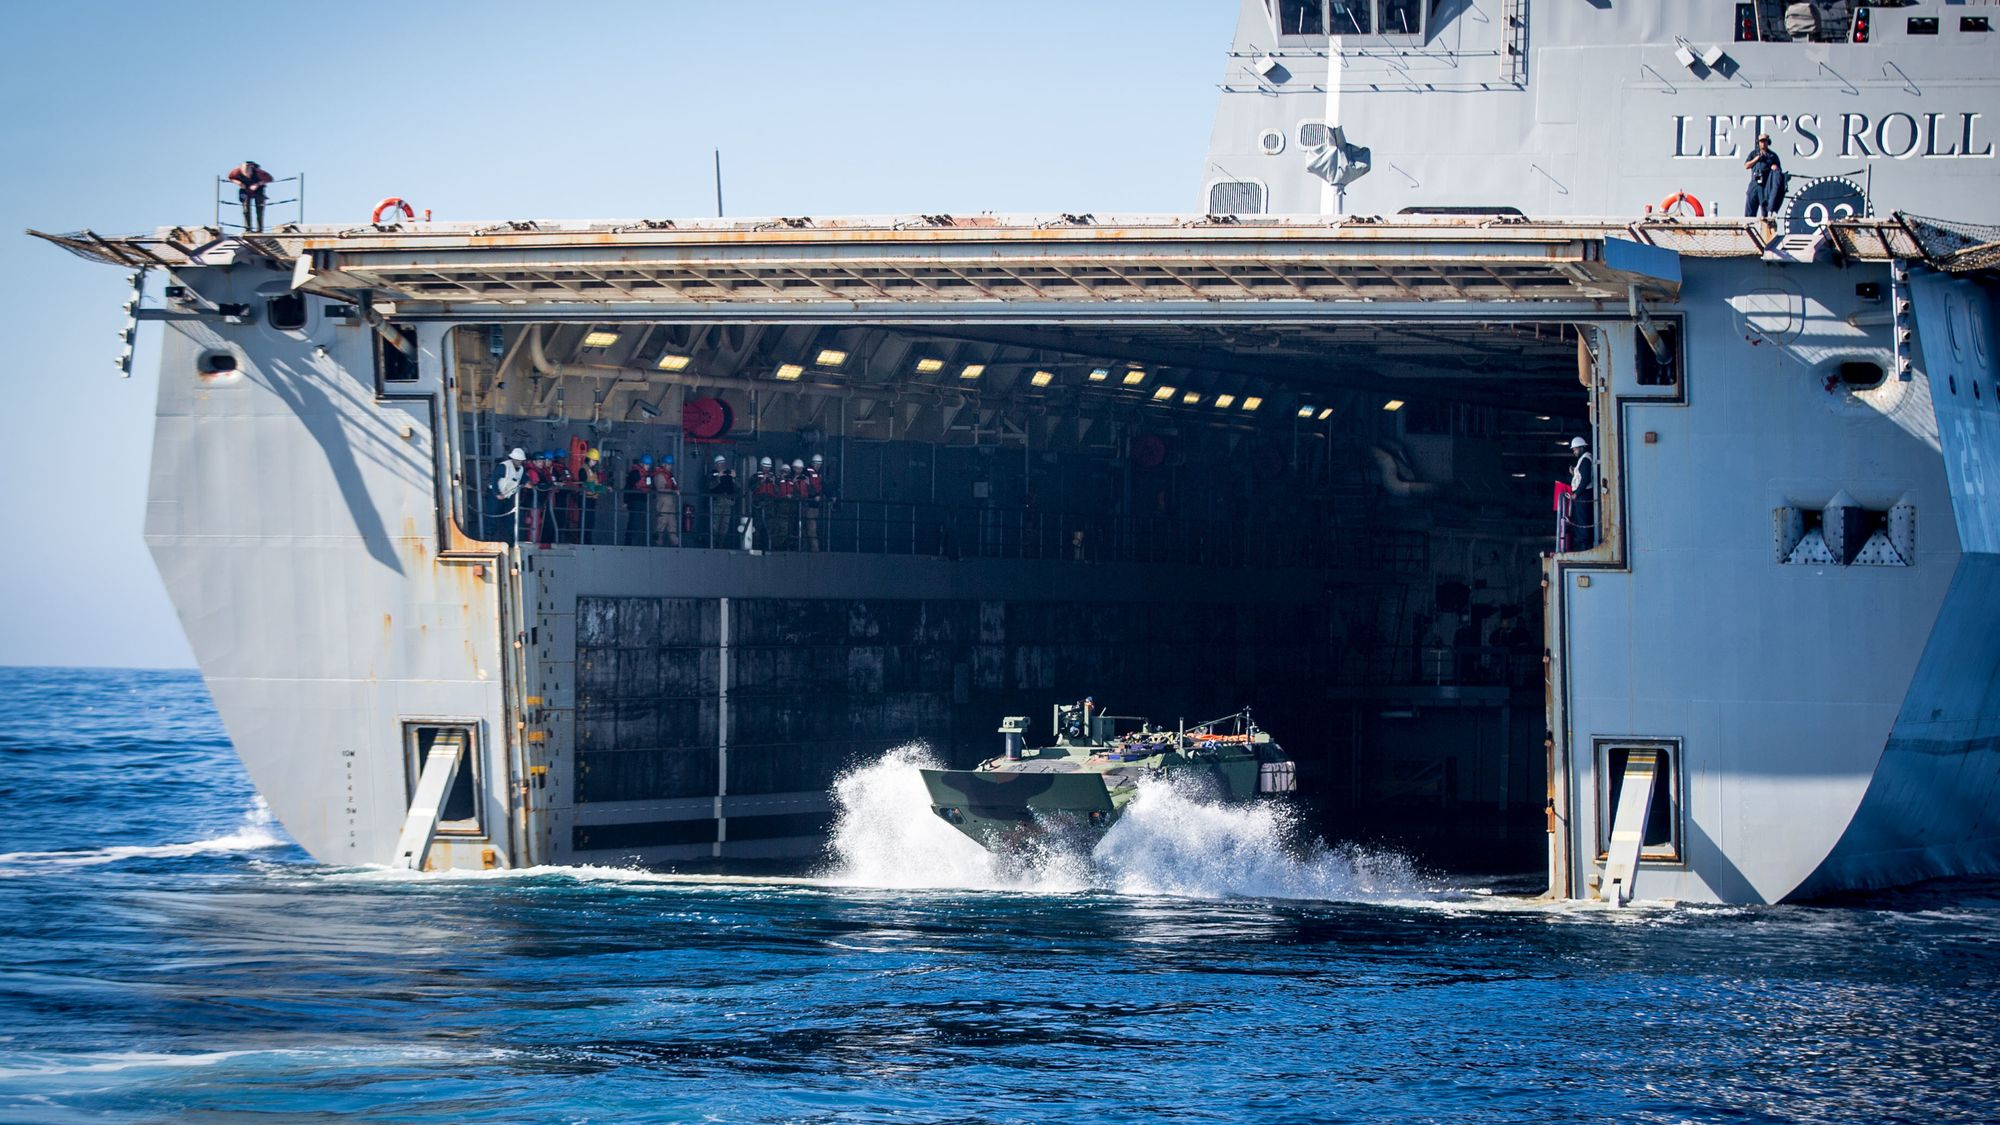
[1535,414,1552,422]
[959,363,985,380]
[775,363,804,381]
[1316,407,1333,421]
[656,353,692,372]
[1510,472,1528,479]
[1240,396,1263,412]
[815,348,849,367]
[582,330,621,349]
[1122,369,1147,386]
[1089,367,1111,382]
[916,357,945,374]
[1182,390,1202,405]
[1030,370,1055,387]
[1153,385,1177,401]
[1383,399,1406,412]
[1213,393,1237,409]
[1298,405,1316,419]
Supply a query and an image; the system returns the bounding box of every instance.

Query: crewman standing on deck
[624,455,653,545]
[651,455,681,547]
[523,451,551,546]
[749,456,777,551]
[490,447,527,541]
[1744,134,1785,219]
[578,447,607,544]
[1565,436,1597,550]
[802,453,827,551]
[707,454,739,548]
[226,160,274,232]
[771,461,801,551]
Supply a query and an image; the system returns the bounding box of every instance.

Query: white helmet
[1569,436,1588,451]
[713,454,727,464]
[791,458,805,470]
[760,456,773,469]
[508,447,526,461]
[810,453,823,465]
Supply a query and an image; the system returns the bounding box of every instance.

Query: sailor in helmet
[490,447,527,541]
[1566,436,1597,550]
[624,454,654,545]
[650,454,681,548]
[1744,132,1785,220]
[801,453,828,551]
[748,456,778,551]
[579,446,606,544]
[706,453,739,548]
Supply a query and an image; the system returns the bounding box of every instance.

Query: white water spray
[0,798,284,876]
[819,744,1090,891]
[820,747,1425,903]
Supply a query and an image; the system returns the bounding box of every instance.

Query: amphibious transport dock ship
[32,1,2000,904]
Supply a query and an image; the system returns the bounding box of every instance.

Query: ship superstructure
[31,1,2000,903]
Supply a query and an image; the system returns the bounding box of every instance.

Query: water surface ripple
[1,667,1996,1123]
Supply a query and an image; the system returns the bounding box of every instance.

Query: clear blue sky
[0,1,1233,668]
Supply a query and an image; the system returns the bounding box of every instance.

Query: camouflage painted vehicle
[920,699,1298,849]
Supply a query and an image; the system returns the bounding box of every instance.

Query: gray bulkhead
[1793,271,2000,895]
[144,262,516,869]
[1554,256,1975,903]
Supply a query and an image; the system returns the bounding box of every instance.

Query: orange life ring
[372,197,417,224]
[1657,191,1705,217]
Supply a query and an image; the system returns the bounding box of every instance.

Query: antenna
[714,149,724,218]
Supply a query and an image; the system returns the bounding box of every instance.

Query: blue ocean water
[2,667,1999,1123]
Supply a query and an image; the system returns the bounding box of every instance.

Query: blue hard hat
[662,455,674,465]
[640,455,654,466]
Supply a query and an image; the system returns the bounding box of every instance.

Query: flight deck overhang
[28,214,1731,316]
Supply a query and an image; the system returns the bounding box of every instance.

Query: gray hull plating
[1795,273,2000,896]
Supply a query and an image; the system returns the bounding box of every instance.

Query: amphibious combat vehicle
[919,700,1298,849]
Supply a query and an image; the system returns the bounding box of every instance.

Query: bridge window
[1378,0,1421,35]
[1279,0,1324,35]
[1329,0,1370,34]
[1740,0,1867,43]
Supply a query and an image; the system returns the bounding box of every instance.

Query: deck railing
[476,484,1421,573]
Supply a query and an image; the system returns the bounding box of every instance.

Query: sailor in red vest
[522,451,550,547]
[624,455,653,545]
[802,453,828,551]
[770,460,802,551]
[549,447,579,544]
[651,455,681,547]
[226,160,275,232]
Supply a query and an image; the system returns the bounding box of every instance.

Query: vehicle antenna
[714,149,725,218]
